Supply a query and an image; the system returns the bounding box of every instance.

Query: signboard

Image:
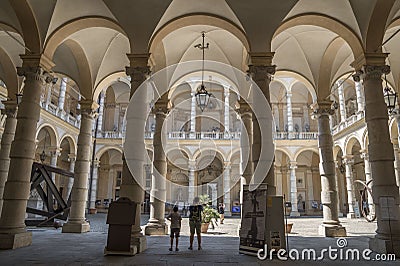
[239,186,267,255]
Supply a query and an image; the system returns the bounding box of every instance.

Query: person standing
[188,197,203,250]
[167,206,182,251]
[218,203,225,224]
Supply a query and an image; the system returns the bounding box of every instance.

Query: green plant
[198,195,219,224]
[201,205,220,223]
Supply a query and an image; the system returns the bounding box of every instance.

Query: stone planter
[201,222,209,233]
[285,223,293,233]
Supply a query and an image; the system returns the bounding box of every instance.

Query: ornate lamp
[40,130,49,163]
[194,32,212,112]
[383,74,397,113]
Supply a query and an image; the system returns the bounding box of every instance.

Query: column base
[369,237,400,257]
[62,221,90,233]
[347,213,356,219]
[0,231,32,249]
[144,223,168,235]
[290,211,301,217]
[104,245,137,256]
[132,235,147,253]
[318,224,347,237]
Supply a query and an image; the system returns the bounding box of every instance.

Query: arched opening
[96,148,123,212]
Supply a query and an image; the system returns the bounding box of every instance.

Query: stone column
[355,81,364,113]
[58,77,67,115]
[89,159,100,212]
[337,80,347,123]
[312,101,346,237]
[357,63,400,255]
[44,82,52,110]
[97,92,105,133]
[224,87,230,135]
[223,161,232,216]
[190,86,196,139]
[361,151,375,214]
[0,102,18,217]
[237,100,252,184]
[343,156,356,218]
[49,147,61,182]
[188,160,196,204]
[248,56,276,195]
[66,154,76,201]
[62,101,97,233]
[334,161,343,217]
[394,145,400,189]
[119,54,150,252]
[289,161,300,216]
[145,101,168,235]
[286,91,294,136]
[275,165,283,195]
[0,56,55,249]
[303,105,310,131]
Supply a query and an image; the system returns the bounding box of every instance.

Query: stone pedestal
[62,222,90,233]
[0,231,32,250]
[144,224,168,235]
[318,224,347,237]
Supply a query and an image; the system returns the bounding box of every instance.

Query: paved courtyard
[0,214,398,265]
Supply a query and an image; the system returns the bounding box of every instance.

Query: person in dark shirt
[167,206,182,251]
[188,197,203,250]
[218,203,225,224]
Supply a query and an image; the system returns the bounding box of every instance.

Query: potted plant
[198,195,220,233]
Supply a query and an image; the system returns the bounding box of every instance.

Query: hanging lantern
[194,32,211,112]
[195,84,211,112]
[383,74,397,113]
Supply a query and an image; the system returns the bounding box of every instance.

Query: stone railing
[41,102,81,128]
[141,131,241,140]
[273,132,318,140]
[99,131,124,139]
[332,111,364,135]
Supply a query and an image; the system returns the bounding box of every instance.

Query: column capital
[1,101,18,117]
[93,159,100,167]
[152,101,169,115]
[360,149,369,160]
[352,70,363,82]
[236,100,252,116]
[17,66,55,84]
[68,153,76,162]
[311,101,335,117]
[126,53,150,82]
[223,161,231,169]
[362,65,390,81]
[247,65,276,82]
[48,146,62,157]
[289,161,297,169]
[342,155,354,165]
[125,65,150,82]
[78,100,99,118]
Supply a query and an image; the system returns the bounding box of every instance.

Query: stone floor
[0,214,398,265]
